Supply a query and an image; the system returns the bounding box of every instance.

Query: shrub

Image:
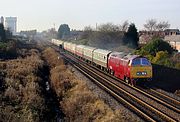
[143,38,174,56]
[175,90,180,96]
[175,63,180,69]
[0,48,46,122]
[152,51,168,63]
[152,51,174,67]
[42,48,64,68]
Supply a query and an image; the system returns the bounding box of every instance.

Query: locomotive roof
[110,52,128,58]
[94,49,112,55]
[124,54,140,60]
[109,52,140,60]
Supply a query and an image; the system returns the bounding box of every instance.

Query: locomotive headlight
[136,72,141,76]
[142,71,147,75]
[136,71,147,76]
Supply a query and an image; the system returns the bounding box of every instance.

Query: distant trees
[0,23,6,41]
[97,21,129,32]
[81,26,93,39]
[144,19,157,31]
[84,26,93,32]
[0,24,13,42]
[156,21,170,31]
[144,19,170,31]
[123,23,139,48]
[57,24,70,39]
[120,20,129,32]
[97,23,120,32]
[5,28,12,39]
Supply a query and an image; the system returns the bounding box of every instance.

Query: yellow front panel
[130,66,152,78]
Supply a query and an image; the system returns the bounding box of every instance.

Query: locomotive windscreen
[131,58,151,66]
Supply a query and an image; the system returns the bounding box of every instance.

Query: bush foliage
[0,41,18,59]
[135,38,179,69]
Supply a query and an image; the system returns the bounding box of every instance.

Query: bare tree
[156,21,170,31]
[98,23,120,32]
[120,20,129,32]
[144,19,157,31]
[84,26,93,32]
[81,26,93,39]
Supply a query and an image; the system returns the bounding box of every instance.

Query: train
[51,39,153,86]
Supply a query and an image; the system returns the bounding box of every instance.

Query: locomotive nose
[131,66,152,79]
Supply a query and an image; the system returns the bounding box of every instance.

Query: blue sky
[0,0,180,32]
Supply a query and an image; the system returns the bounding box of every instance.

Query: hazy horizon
[0,0,180,32]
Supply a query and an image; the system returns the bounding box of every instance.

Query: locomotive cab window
[132,58,151,66]
[132,58,141,66]
[141,58,151,65]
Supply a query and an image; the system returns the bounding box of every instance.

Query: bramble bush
[0,49,46,122]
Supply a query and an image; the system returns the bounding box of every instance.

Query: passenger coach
[51,39,153,86]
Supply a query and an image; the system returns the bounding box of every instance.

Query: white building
[5,17,17,35]
[164,35,180,52]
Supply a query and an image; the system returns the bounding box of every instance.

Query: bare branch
[156,21,170,31]
[144,19,157,31]
[120,20,129,32]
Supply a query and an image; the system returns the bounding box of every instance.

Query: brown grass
[175,90,180,96]
[42,47,64,68]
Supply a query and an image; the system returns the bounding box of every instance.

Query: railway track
[61,51,179,122]
[49,43,180,122]
[137,86,180,111]
[79,55,180,113]
[63,53,157,122]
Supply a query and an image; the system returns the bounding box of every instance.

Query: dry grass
[175,90,180,96]
[42,47,64,68]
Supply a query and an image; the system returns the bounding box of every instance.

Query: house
[164,35,180,52]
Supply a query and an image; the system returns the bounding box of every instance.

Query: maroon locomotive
[108,52,152,86]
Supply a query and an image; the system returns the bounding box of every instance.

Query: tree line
[56,19,171,49]
[57,22,139,48]
[0,23,12,42]
[144,19,170,31]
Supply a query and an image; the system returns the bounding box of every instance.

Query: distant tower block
[5,17,17,35]
[0,16,4,24]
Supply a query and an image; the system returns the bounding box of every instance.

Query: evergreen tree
[0,23,6,41]
[123,23,139,48]
[57,24,70,39]
[5,28,12,39]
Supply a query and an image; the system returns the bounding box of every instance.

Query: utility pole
[96,23,97,31]
[53,23,55,31]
